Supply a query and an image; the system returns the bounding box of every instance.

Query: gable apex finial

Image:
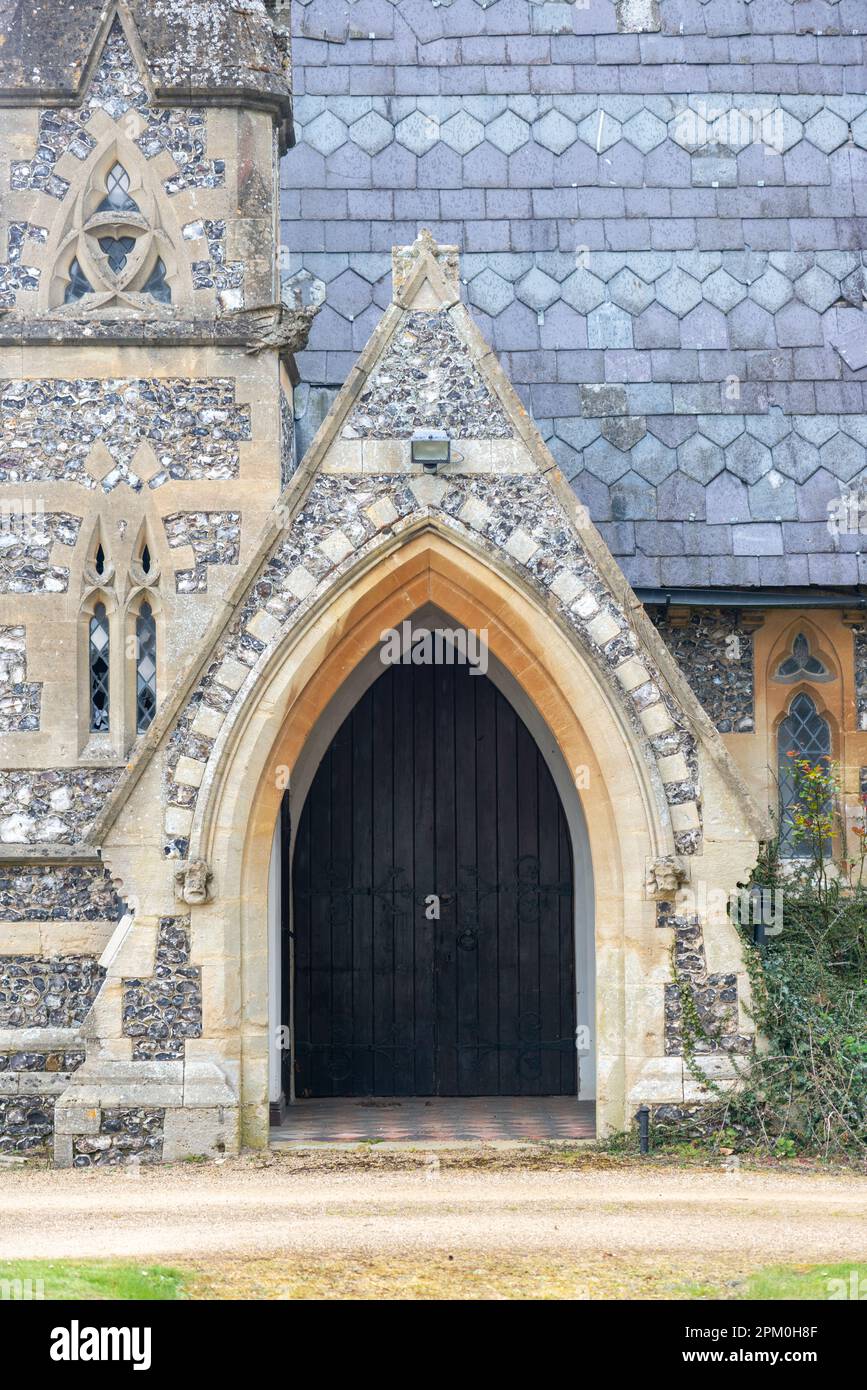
[392,228,460,305]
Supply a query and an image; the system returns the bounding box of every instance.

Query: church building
[0,0,862,1164]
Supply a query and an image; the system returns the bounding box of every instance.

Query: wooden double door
[288,659,576,1097]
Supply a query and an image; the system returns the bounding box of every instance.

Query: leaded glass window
[140,257,171,304]
[96,162,139,214]
[64,257,94,303]
[774,632,831,683]
[778,693,832,857]
[98,234,137,273]
[135,601,157,734]
[89,602,110,733]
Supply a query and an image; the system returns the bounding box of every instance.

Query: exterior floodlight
[411,429,451,471]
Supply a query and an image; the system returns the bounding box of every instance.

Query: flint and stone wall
[0,14,290,1162]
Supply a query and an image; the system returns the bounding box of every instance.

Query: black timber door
[289,660,576,1097]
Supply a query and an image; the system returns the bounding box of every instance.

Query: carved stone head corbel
[174,859,214,906]
[645,855,687,897]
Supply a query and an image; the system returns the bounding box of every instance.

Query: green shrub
[676,755,867,1161]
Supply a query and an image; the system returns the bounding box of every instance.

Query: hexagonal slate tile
[600,415,647,451]
[304,111,348,157]
[772,435,821,485]
[577,110,622,153]
[533,109,577,156]
[328,269,373,321]
[852,111,867,151]
[702,268,748,313]
[467,267,515,317]
[608,268,655,316]
[622,109,668,154]
[441,112,485,156]
[773,108,805,154]
[486,111,531,155]
[748,267,793,314]
[515,266,560,311]
[395,110,441,156]
[804,108,849,154]
[678,434,725,485]
[655,268,702,318]
[629,435,677,486]
[560,267,606,314]
[582,435,633,485]
[820,432,863,483]
[793,266,839,314]
[349,111,394,156]
[726,433,773,486]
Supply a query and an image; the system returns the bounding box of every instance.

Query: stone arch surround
[171,527,757,1144]
[271,597,598,1107]
[162,468,707,869]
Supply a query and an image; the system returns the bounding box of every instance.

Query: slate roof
[280,0,867,590]
[0,0,293,121]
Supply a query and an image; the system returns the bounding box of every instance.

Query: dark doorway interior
[287,658,577,1098]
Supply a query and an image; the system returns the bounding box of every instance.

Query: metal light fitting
[411,429,451,472]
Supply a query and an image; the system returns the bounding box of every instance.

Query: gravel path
[1,1157,865,1265]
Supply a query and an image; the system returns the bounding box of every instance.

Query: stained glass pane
[141,257,171,304]
[777,693,832,857]
[96,162,139,214]
[98,234,137,273]
[89,602,110,733]
[136,601,157,734]
[64,257,94,303]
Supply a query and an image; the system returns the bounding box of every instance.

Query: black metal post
[753,909,766,947]
[636,1104,650,1154]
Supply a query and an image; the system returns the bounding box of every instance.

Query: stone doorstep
[268,1137,597,1152]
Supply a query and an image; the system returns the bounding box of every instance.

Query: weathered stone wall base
[53,1058,239,1166]
[649,1102,728,1145]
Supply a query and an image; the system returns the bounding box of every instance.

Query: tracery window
[777,692,832,858]
[58,157,173,309]
[773,632,832,683]
[89,602,110,733]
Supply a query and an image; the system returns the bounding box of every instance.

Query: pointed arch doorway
[277,612,594,1121]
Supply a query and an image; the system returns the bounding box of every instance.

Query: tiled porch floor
[270,1096,595,1144]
